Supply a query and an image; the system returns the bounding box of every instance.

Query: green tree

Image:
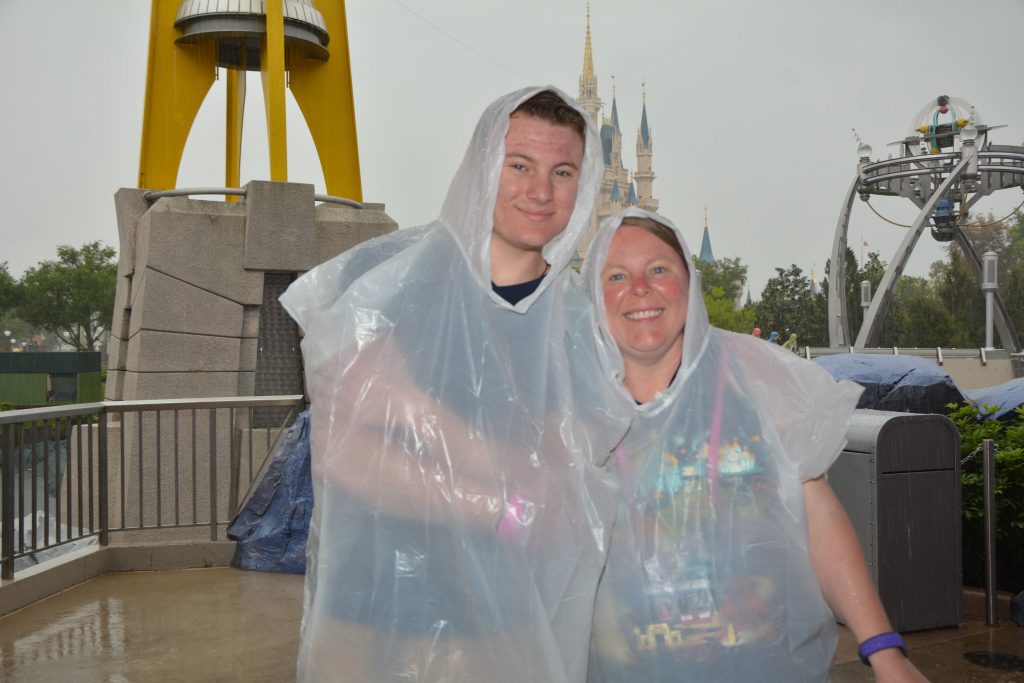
[877,275,953,347]
[0,263,17,319]
[695,256,747,304]
[755,265,826,346]
[18,242,117,351]
[703,286,756,333]
[996,213,1024,337]
[929,249,983,347]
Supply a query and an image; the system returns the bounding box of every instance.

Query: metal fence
[0,396,304,580]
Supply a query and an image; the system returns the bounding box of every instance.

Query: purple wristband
[858,632,908,666]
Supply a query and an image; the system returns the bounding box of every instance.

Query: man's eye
[555,169,575,178]
[510,163,526,172]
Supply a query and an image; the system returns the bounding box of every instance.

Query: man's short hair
[512,90,587,142]
[620,216,689,271]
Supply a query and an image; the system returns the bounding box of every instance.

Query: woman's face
[601,224,690,368]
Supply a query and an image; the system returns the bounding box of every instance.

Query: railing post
[2,426,15,580]
[98,410,109,547]
[209,409,218,541]
[983,438,998,626]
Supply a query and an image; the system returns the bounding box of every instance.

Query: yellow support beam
[261,0,288,182]
[225,68,246,201]
[137,0,216,190]
[290,1,362,200]
[137,1,360,198]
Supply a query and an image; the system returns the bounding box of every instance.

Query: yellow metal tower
[138,0,362,201]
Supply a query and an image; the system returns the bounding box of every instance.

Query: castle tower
[635,84,658,212]
[573,6,658,259]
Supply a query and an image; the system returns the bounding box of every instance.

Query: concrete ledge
[0,541,236,617]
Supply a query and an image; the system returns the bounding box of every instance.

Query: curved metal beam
[855,155,973,347]
[828,175,860,347]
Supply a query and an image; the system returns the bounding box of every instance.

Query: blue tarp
[964,377,1024,422]
[814,353,965,415]
[228,411,312,574]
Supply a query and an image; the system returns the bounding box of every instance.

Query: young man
[282,87,629,683]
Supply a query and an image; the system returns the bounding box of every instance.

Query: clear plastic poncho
[280,86,631,683]
[581,209,864,682]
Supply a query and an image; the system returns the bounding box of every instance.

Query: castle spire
[577,2,600,123]
[699,205,716,262]
[610,76,621,134]
[639,81,651,148]
[582,3,595,84]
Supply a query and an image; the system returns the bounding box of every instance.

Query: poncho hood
[439,85,604,310]
[583,208,711,413]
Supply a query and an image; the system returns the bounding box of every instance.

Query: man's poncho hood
[439,85,604,310]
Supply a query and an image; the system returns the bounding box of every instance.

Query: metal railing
[0,395,304,580]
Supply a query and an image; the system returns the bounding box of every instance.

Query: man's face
[492,113,585,263]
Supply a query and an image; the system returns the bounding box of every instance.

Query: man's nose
[527,173,553,202]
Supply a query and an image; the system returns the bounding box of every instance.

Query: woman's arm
[804,476,930,682]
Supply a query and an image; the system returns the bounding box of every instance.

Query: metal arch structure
[829,99,1024,352]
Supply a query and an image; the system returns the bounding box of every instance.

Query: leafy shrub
[947,402,1024,591]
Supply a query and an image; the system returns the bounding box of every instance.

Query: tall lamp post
[860,280,872,347]
[982,251,998,350]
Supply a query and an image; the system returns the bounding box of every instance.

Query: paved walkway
[0,568,1020,682]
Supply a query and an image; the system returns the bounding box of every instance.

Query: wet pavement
[0,567,1021,682]
[0,568,303,683]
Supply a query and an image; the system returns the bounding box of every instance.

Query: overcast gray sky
[2,0,1024,297]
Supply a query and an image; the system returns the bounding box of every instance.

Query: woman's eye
[652,266,667,274]
[607,273,625,282]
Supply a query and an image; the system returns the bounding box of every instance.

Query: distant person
[281,87,628,682]
[583,209,928,682]
[782,332,798,352]
[751,326,762,338]
[768,330,781,344]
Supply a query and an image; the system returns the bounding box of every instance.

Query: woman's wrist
[858,631,908,666]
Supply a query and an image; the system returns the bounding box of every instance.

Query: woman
[584,209,928,681]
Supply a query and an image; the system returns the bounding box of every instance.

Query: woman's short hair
[619,216,688,269]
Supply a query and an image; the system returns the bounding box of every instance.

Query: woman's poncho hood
[583,208,711,414]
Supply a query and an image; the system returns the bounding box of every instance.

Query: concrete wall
[106,182,397,402]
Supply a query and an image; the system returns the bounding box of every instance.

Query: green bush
[947,402,1024,591]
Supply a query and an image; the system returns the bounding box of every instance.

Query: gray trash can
[828,409,962,632]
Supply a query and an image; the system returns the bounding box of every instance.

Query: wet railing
[0,396,304,580]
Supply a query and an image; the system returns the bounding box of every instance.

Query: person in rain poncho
[582,209,929,682]
[782,332,798,352]
[280,87,630,683]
